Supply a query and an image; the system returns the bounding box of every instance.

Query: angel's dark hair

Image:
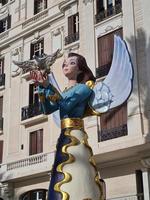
[67,52,96,83]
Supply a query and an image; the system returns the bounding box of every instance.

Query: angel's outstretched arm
[38,84,61,115]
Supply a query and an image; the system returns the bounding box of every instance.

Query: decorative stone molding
[0,5,9,19]
[96,24,122,38]
[0,182,14,199]
[0,30,9,40]
[34,31,40,40]
[52,27,62,36]
[59,0,78,13]
[83,0,93,6]
[0,0,15,17]
[141,158,150,168]
[11,46,22,77]
[51,26,64,53]
[22,9,49,29]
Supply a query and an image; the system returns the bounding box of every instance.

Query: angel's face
[62,56,80,80]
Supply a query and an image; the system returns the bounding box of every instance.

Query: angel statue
[14,35,133,200]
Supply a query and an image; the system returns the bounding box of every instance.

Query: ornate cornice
[59,0,78,13]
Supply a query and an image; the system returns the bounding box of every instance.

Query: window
[1,0,8,6]
[20,189,47,200]
[98,103,128,141]
[0,58,4,75]
[0,140,3,164]
[34,0,47,15]
[96,28,123,78]
[0,15,11,33]
[65,13,79,45]
[0,97,3,131]
[95,0,122,23]
[29,129,43,155]
[29,84,39,106]
[0,58,5,87]
[21,84,42,121]
[136,170,144,200]
[30,39,44,59]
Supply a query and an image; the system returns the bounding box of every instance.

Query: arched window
[20,189,48,200]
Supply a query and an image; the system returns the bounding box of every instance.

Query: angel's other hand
[30,70,48,86]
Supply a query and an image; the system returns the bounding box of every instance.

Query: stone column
[79,0,96,74]
[142,169,150,200]
[141,158,150,200]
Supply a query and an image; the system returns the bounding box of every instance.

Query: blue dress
[38,82,103,200]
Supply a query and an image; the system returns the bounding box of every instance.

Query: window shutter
[29,84,34,105]
[7,15,11,29]
[97,0,104,13]
[34,0,38,14]
[0,58,4,75]
[0,97,3,118]
[29,132,37,155]
[29,129,43,155]
[68,15,74,35]
[0,140,3,164]
[37,129,43,154]
[136,170,144,196]
[0,20,3,33]
[30,43,34,59]
[97,28,123,78]
[99,102,127,141]
[44,0,47,9]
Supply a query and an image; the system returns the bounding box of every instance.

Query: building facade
[0,0,150,199]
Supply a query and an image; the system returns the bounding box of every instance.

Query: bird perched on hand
[12,49,61,74]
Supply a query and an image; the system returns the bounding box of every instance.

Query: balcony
[65,32,79,45]
[0,152,55,182]
[0,74,5,87]
[98,124,128,142]
[21,104,42,121]
[108,193,144,200]
[95,4,122,24]
[22,9,49,29]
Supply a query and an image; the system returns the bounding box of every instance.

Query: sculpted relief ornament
[13,36,133,200]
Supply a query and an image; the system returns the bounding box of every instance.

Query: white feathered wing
[89,35,133,113]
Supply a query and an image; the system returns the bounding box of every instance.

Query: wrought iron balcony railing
[21,104,42,121]
[98,124,128,142]
[96,63,111,78]
[65,32,79,45]
[95,3,122,24]
[0,74,5,87]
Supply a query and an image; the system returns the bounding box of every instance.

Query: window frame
[34,0,47,15]
[30,39,44,59]
[0,15,11,33]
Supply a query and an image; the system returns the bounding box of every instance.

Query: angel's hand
[30,70,49,87]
